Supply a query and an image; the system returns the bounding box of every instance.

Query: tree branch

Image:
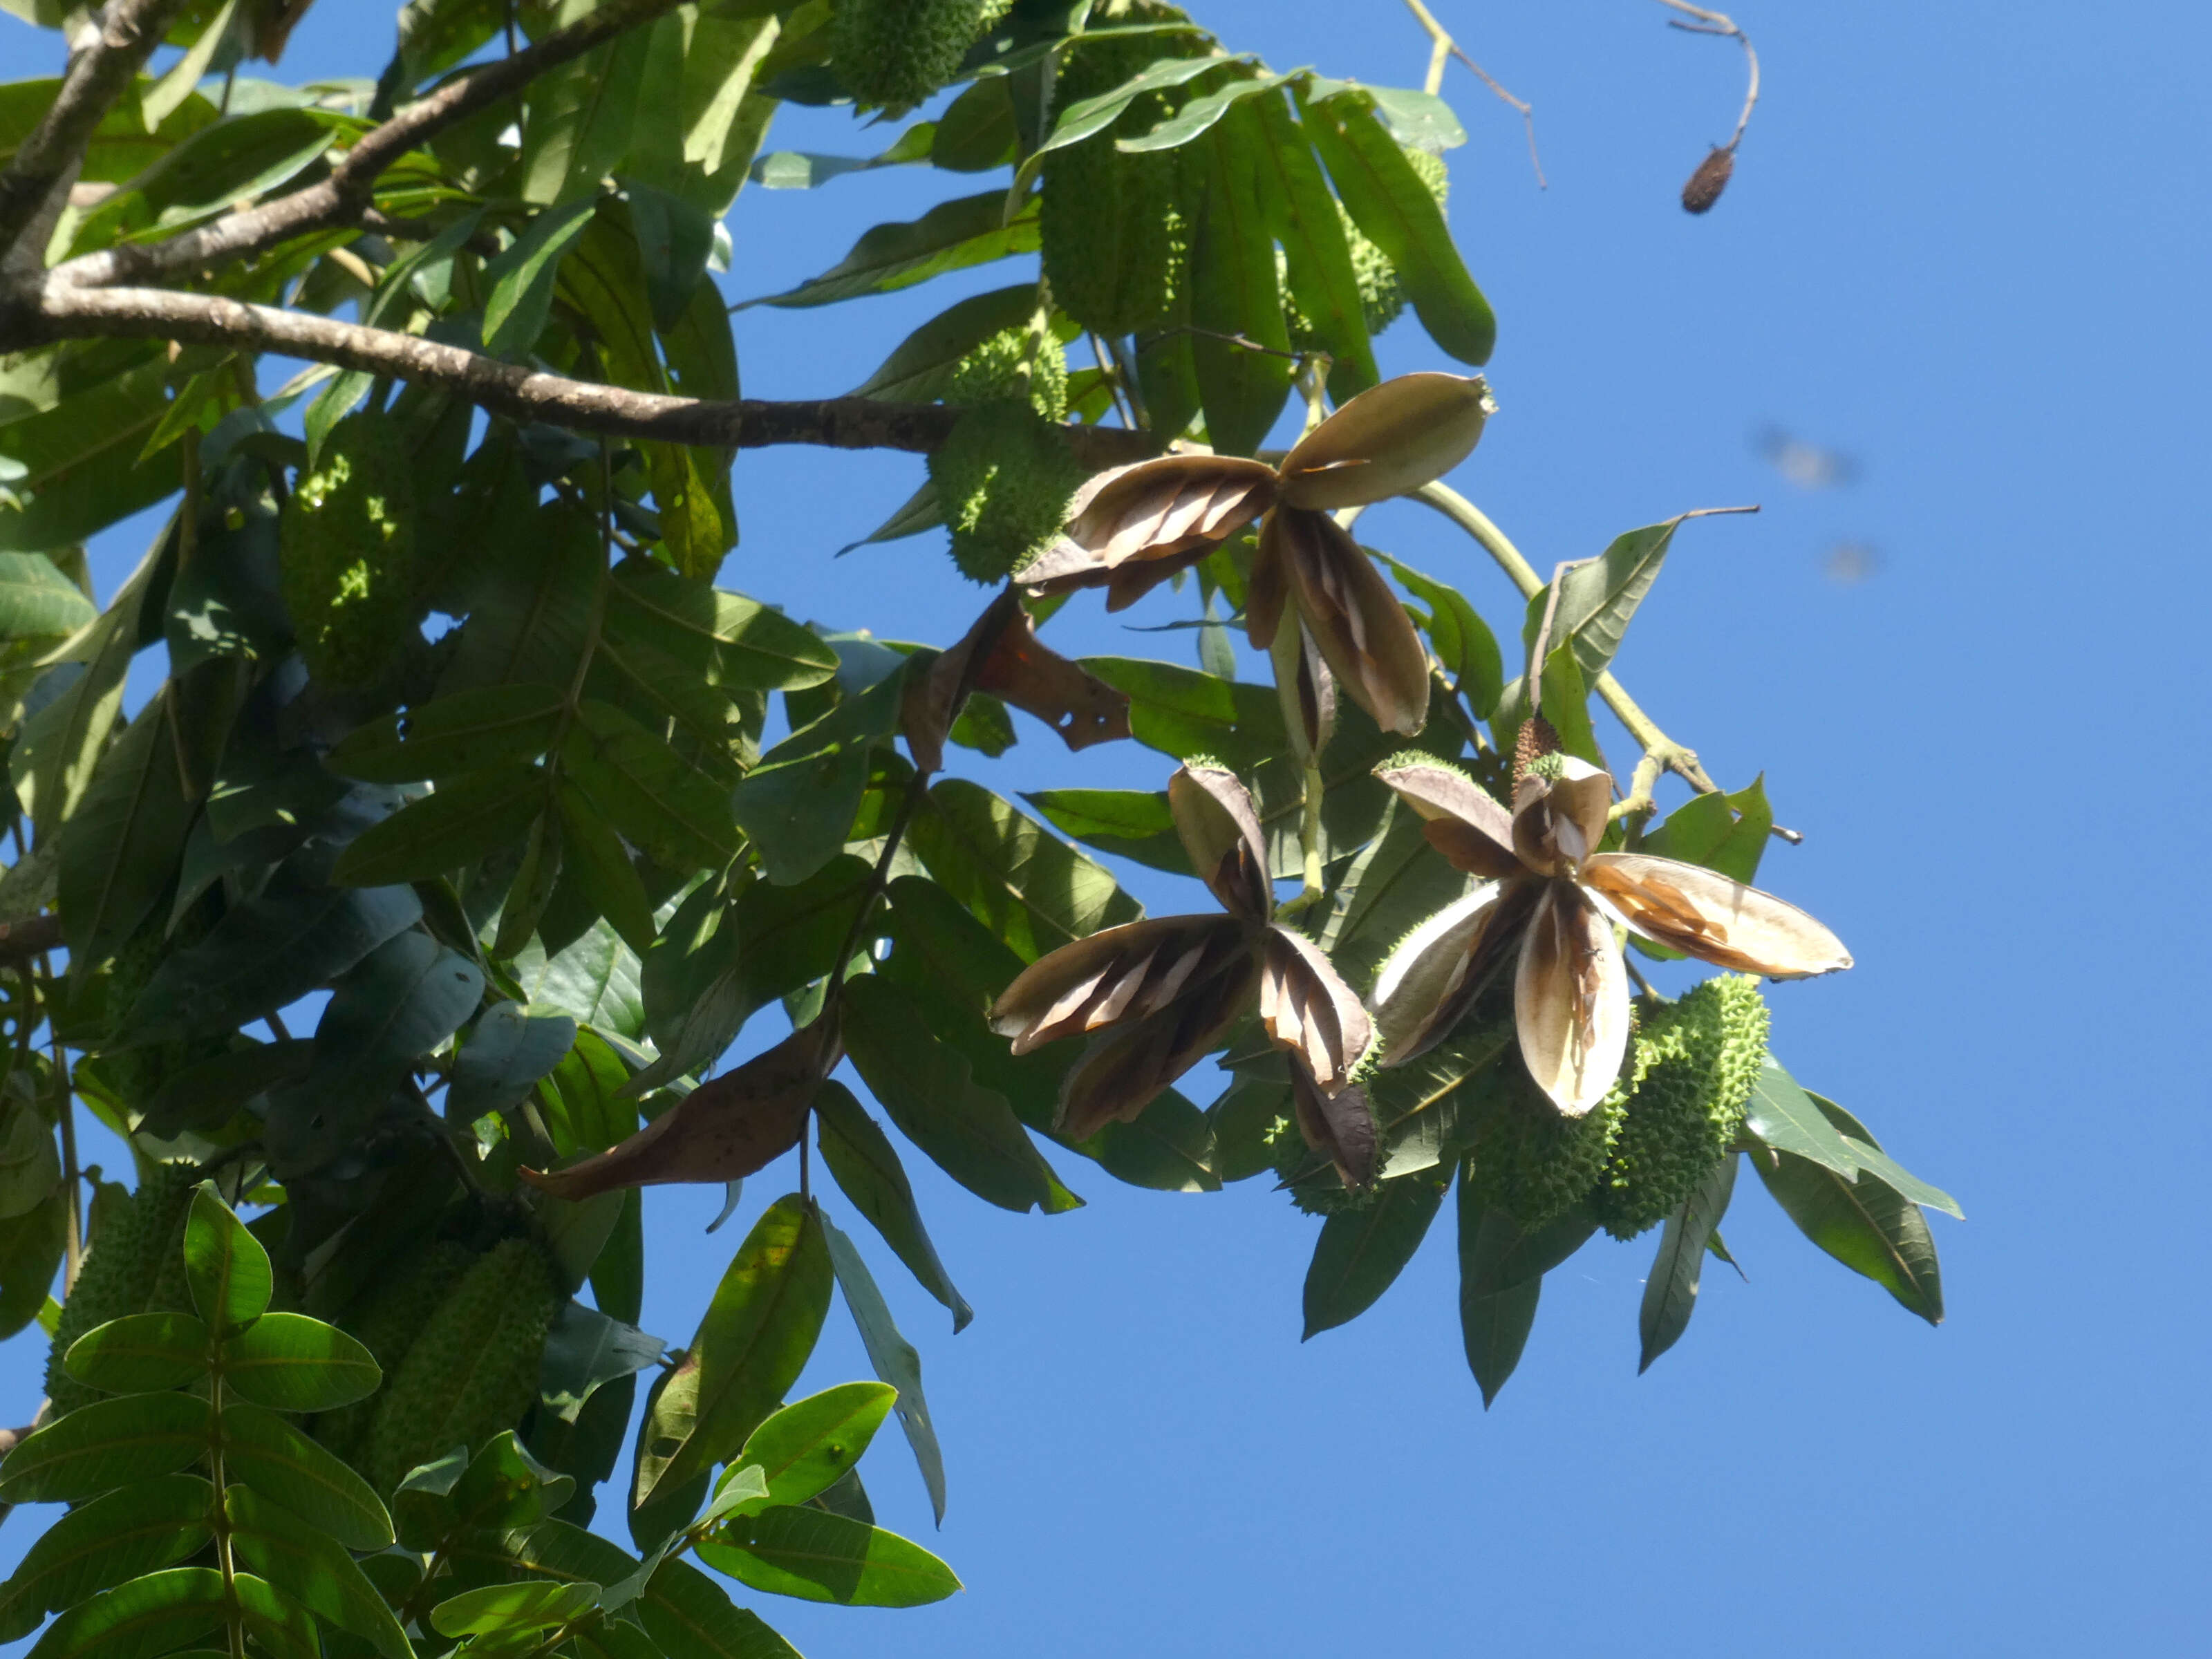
[46,0,687,291]
[0,0,194,268]
[0,914,62,964]
[12,280,1161,465]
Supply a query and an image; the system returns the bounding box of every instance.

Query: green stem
[207,1369,245,1659]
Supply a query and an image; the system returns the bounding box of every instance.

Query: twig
[1656,0,1761,151]
[1140,325,1309,364]
[0,915,63,964]
[0,0,193,268]
[10,282,1161,465]
[41,0,688,291]
[1399,0,1546,188]
[1407,480,1800,842]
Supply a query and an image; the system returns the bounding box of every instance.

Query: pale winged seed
[1277,373,1495,511]
[1578,853,1854,977]
[1371,884,1504,1064]
[1512,883,1630,1116]
[1274,507,1430,735]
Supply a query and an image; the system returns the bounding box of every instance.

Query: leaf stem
[1398,0,1547,186]
[1655,0,1761,151]
[41,949,79,1293]
[207,1367,245,1659]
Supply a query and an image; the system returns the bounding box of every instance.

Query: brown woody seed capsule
[1681,147,1735,214]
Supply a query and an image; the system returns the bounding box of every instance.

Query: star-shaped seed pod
[1369,756,1853,1116]
[1020,373,1494,735]
[988,761,1376,1183]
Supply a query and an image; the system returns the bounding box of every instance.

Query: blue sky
[6,1,2209,1654]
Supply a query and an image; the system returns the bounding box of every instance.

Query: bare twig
[0,0,194,268]
[1656,0,1761,151]
[44,0,688,291]
[10,282,1161,465]
[1400,0,1546,188]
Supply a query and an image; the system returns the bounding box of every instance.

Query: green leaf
[555,777,658,954]
[1302,1172,1446,1338]
[514,917,646,1041]
[1741,1061,1863,1182]
[1377,553,1501,717]
[1121,68,1299,154]
[699,1503,962,1609]
[1813,1092,1962,1219]
[440,503,605,695]
[752,190,1042,308]
[69,108,349,251]
[300,928,484,1104]
[225,1483,412,1659]
[0,364,178,554]
[841,974,1077,1215]
[636,1196,832,1508]
[521,22,650,204]
[909,778,1141,964]
[726,1381,896,1517]
[220,1312,380,1411]
[1357,84,1468,150]
[1082,1092,1220,1194]
[821,1215,946,1526]
[1454,1173,1541,1407]
[1026,787,1186,874]
[1638,1154,1737,1373]
[62,1309,209,1394]
[483,198,601,355]
[1253,92,1378,396]
[0,1190,66,1340]
[1638,777,1773,888]
[729,668,905,886]
[1011,50,1228,192]
[326,686,565,784]
[1300,84,1494,364]
[850,284,1042,400]
[449,1002,578,1122]
[1459,1197,1599,1302]
[452,1432,579,1535]
[603,564,837,693]
[0,552,96,639]
[140,0,239,128]
[182,1180,271,1336]
[0,1474,212,1643]
[219,1400,394,1551]
[1451,1177,1539,1407]
[332,766,549,885]
[1752,1139,1944,1326]
[432,1579,603,1637]
[637,1557,800,1659]
[20,1565,225,1659]
[814,1080,972,1331]
[127,879,423,1040]
[54,701,193,966]
[1318,796,1471,989]
[540,1299,666,1424]
[1080,656,1284,771]
[1529,518,1684,684]
[1189,103,1295,456]
[565,700,740,872]
[0,1392,212,1503]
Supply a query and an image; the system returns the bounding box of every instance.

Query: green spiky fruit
[312,1238,476,1464]
[830,0,996,111]
[1284,147,1450,346]
[44,1161,201,1416]
[944,328,1069,420]
[927,400,1089,584]
[1594,975,1771,1239]
[280,410,427,690]
[1463,1061,1622,1232]
[362,1236,560,1494]
[1040,8,1200,337]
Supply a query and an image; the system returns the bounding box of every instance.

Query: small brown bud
[1514,713,1562,781]
[1681,147,1735,214]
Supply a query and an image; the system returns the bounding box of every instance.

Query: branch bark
[0,0,194,268]
[13,281,1160,465]
[0,914,62,964]
[46,0,688,291]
